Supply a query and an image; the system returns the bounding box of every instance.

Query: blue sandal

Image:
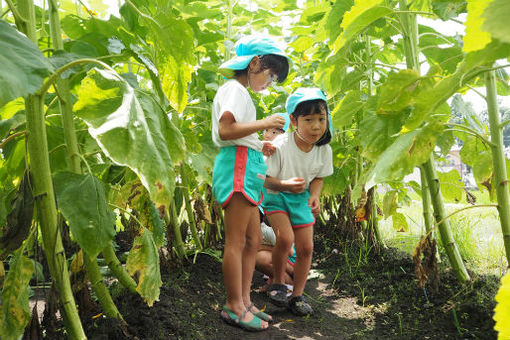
[220,305,268,332]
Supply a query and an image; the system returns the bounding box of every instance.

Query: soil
[80,226,500,340]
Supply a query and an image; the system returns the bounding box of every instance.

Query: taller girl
[263,88,333,316]
[212,35,291,331]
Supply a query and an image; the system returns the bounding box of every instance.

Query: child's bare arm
[218,112,285,140]
[308,178,324,215]
[264,175,306,193]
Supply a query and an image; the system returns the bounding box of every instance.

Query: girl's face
[291,110,328,145]
[247,57,277,92]
[263,127,284,141]
[249,68,277,92]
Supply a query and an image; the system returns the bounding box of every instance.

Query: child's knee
[245,233,262,250]
[276,234,293,250]
[296,242,313,258]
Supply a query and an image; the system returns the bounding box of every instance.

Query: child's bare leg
[242,206,269,319]
[267,213,293,284]
[223,193,267,328]
[292,226,314,297]
[255,249,273,277]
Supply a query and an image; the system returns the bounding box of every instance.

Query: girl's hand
[282,177,306,193]
[308,196,321,216]
[264,114,286,130]
[262,141,276,156]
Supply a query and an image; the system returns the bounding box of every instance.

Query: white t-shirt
[211,79,263,151]
[265,132,333,192]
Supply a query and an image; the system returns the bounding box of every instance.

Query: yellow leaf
[463,0,492,52]
[494,272,510,340]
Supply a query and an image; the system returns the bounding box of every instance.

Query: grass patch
[378,200,507,276]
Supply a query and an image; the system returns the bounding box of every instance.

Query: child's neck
[235,74,249,88]
[294,131,314,152]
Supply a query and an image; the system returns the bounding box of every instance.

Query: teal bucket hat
[219,35,291,79]
[286,87,333,133]
[276,112,291,132]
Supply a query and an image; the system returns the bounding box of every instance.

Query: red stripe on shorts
[233,146,248,191]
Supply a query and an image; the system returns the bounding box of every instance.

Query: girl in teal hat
[261,87,333,316]
[212,35,291,331]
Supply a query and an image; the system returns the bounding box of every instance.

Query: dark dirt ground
[80,226,500,340]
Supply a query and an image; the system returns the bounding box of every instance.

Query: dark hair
[234,54,289,83]
[292,99,331,146]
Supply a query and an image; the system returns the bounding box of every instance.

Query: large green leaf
[392,212,409,232]
[437,169,464,202]
[331,90,363,128]
[325,0,354,43]
[54,172,115,258]
[331,0,393,55]
[383,190,398,218]
[482,0,510,45]
[359,109,405,161]
[147,11,195,112]
[368,123,440,184]
[376,70,424,115]
[126,227,162,307]
[0,249,33,340]
[431,0,467,20]
[0,21,54,108]
[74,68,185,212]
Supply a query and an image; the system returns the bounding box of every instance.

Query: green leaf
[360,109,405,161]
[331,90,363,128]
[290,36,314,53]
[431,1,467,20]
[482,0,510,45]
[459,135,493,190]
[437,169,464,202]
[126,227,162,307]
[0,249,33,340]
[368,123,440,184]
[160,56,192,113]
[325,0,354,43]
[463,0,492,52]
[392,212,409,232]
[332,0,393,54]
[146,11,195,112]
[0,21,54,107]
[54,172,115,258]
[74,68,185,212]
[376,70,423,115]
[383,190,398,218]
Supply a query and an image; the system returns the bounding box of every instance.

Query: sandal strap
[268,283,288,292]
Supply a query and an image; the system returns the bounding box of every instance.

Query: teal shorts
[212,146,267,208]
[288,244,296,266]
[261,189,315,228]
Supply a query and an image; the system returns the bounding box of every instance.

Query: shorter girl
[262,88,333,316]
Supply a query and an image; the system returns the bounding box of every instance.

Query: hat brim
[219,55,257,79]
[219,52,293,79]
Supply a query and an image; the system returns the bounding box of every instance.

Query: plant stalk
[48,0,125,321]
[399,0,469,282]
[485,70,510,267]
[180,166,202,249]
[18,0,86,337]
[422,155,470,282]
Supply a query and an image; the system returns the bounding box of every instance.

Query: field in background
[378,189,508,276]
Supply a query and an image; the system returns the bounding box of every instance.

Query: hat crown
[286,87,327,115]
[234,35,284,57]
